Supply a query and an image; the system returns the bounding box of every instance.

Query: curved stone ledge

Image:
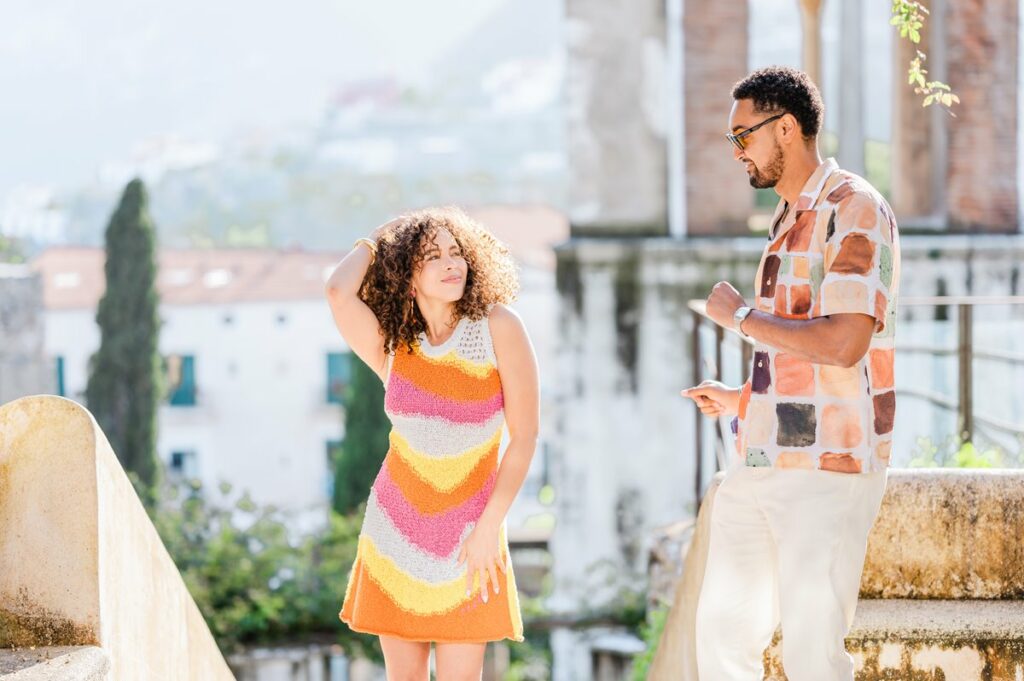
[0,646,109,681]
[0,395,234,681]
[764,600,1024,680]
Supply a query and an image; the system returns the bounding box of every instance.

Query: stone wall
[0,265,52,404]
[565,0,669,235]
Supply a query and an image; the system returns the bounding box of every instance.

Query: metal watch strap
[733,306,752,335]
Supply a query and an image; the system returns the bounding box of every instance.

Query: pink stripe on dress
[371,464,496,557]
[385,374,504,424]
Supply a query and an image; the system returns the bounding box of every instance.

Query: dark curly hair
[731,66,824,140]
[360,206,519,355]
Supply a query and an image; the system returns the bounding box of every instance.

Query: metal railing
[689,295,1024,505]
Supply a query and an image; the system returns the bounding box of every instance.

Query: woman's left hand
[457,521,505,604]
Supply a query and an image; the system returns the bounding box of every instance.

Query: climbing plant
[891,1,959,114]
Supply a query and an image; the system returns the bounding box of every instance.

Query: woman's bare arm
[324,226,393,380]
[458,304,540,601]
[478,304,540,532]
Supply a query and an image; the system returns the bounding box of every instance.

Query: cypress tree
[86,178,162,505]
[332,354,390,514]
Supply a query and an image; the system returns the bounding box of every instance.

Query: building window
[326,352,352,404]
[325,439,343,500]
[165,354,197,406]
[55,356,65,397]
[169,450,199,479]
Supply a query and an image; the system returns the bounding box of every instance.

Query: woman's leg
[434,642,486,681]
[380,636,431,681]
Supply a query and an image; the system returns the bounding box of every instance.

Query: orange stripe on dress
[384,447,500,515]
[385,373,504,424]
[392,349,501,401]
[340,559,517,642]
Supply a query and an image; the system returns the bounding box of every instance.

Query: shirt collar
[768,157,840,239]
[797,157,840,209]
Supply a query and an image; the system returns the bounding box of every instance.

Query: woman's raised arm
[324,224,394,380]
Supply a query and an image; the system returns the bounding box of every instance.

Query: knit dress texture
[339,314,524,642]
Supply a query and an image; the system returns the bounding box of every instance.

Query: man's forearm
[741,310,866,367]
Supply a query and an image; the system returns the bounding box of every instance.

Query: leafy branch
[891,1,959,114]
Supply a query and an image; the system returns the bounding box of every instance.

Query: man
[681,66,900,680]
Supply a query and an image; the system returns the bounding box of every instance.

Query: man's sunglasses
[726,113,784,151]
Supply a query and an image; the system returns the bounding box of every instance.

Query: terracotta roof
[33,246,347,310]
[32,205,567,310]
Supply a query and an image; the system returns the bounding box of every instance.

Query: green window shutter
[326,352,353,404]
[168,355,197,406]
[55,356,65,397]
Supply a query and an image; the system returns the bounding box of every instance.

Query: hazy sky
[0,0,505,198]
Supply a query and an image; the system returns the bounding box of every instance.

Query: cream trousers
[695,466,887,681]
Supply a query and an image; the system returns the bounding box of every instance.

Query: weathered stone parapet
[0,395,234,681]
[862,470,1024,599]
[648,469,1024,679]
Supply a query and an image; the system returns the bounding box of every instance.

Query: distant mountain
[7,0,568,255]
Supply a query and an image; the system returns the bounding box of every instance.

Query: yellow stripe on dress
[390,428,502,492]
[413,346,496,379]
[358,535,480,616]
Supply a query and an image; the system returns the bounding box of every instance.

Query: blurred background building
[549,0,1022,677]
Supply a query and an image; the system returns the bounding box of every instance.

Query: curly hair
[731,66,824,140]
[359,206,519,355]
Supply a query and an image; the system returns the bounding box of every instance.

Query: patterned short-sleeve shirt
[735,158,901,474]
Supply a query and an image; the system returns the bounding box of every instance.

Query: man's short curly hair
[731,66,824,140]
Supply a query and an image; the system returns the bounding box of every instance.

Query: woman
[325,207,538,680]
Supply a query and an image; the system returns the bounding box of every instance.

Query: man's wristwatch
[733,306,753,336]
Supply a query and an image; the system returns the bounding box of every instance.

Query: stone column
[683,0,751,236]
[945,0,1019,232]
[566,0,669,236]
[891,6,939,223]
[799,0,825,89]
[838,0,866,177]
[892,0,1019,232]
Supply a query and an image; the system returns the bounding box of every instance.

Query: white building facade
[38,247,353,518]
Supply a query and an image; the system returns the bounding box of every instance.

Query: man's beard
[748,144,784,189]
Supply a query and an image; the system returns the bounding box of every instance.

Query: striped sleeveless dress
[339,314,524,643]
